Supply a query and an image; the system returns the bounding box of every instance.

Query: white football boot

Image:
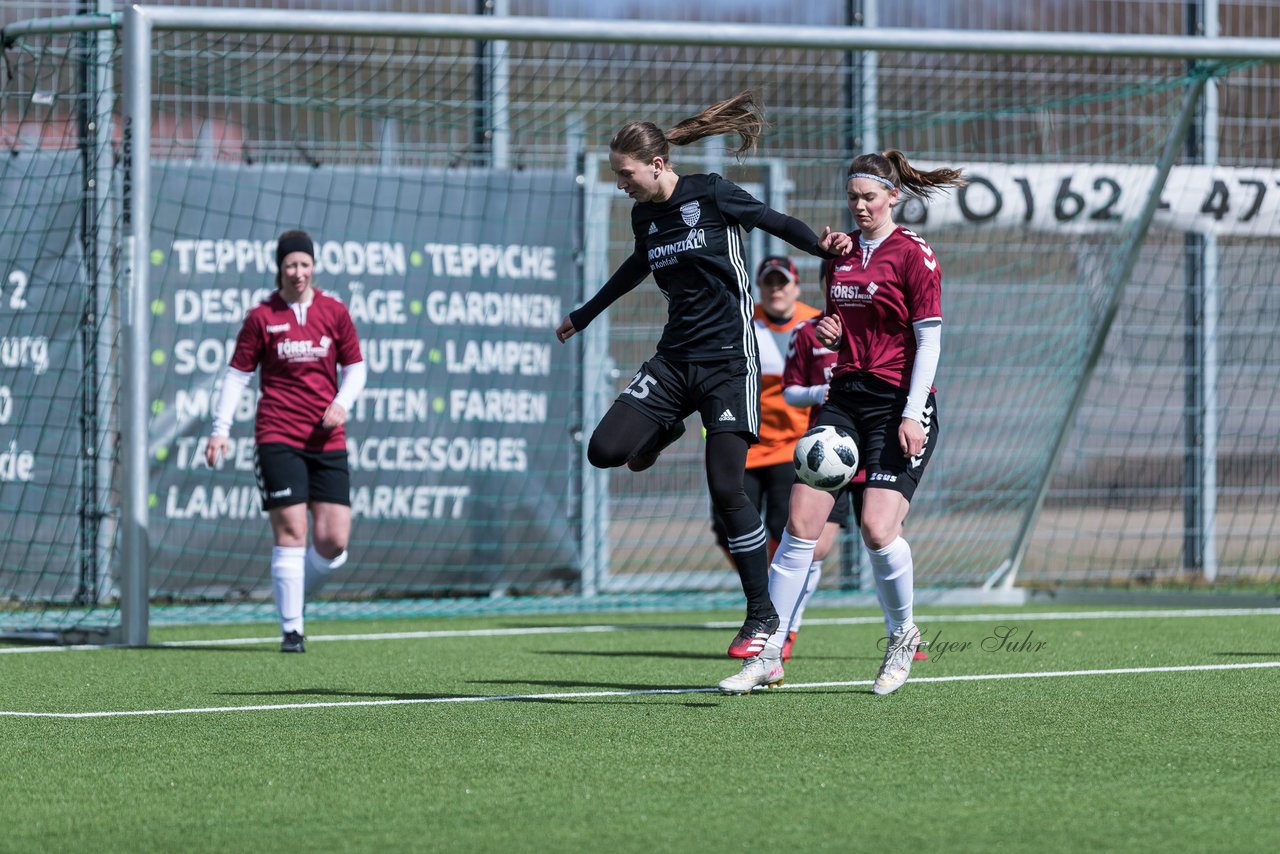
[718,655,785,694]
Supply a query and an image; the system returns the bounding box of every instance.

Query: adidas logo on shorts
[718,409,735,422]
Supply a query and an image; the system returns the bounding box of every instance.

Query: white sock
[792,561,823,632]
[876,586,891,637]
[271,545,306,635]
[304,546,349,597]
[763,531,818,658]
[867,536,914,635]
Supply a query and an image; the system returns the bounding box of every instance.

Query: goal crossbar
[9,7,1280,61]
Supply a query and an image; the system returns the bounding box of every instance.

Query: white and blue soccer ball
[793,425,859,491]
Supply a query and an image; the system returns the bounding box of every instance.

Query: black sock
[720,506,774,620]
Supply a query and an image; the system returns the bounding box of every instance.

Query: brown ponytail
[610,90,767,165]
[847,150,966,198]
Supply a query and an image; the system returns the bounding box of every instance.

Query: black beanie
[275,232,314,266]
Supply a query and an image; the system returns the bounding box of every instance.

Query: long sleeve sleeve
[903,319,941,423]
[568,249,650,331]
[755,208,837,259]
[211,366,254,437]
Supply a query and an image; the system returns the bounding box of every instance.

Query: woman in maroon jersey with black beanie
[719,151,964,695]
[555,92,850,671]
[205,230,366,653]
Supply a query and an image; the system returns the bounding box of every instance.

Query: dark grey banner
[0,152,91,601]
[147,165,580,595]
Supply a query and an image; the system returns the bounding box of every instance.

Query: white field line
[2,660,1278,719]
[2,607,1279,654]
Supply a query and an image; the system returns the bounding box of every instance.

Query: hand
[815,314,842,349]
[821,383,830,403]
[322,402,348,429]
[555,315,578,343]
[819,227,853,256]
[899,417,926,458]
[205,435,229,468]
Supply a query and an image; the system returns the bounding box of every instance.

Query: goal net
[2,11,1277,639]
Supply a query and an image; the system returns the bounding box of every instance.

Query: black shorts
[254,443,351,510]
[616,353,760,442]
[819,372,939,502]
[827,485,856,527]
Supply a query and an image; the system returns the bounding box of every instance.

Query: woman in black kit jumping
[555,92,851,671]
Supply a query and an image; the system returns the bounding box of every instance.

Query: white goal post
[3,5,1277,645]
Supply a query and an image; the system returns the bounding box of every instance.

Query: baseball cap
[756,255,798,285]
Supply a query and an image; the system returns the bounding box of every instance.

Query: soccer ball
[793,425,859,491]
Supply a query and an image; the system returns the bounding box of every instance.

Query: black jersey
[631,173,767,363]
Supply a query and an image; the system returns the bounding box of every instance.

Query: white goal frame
[6,4,1272,644]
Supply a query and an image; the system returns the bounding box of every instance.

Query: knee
[706,478,746,514]
[313,535,348,557]
[786,516,826,541]
[859,493,906,550]
[860,520,900,551]
[781,486,832,541]
[274,520,307,546]
[587,432,627,469]
[308,505,351,557]
[709,492,747,516]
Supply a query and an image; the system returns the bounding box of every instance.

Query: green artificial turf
[2,606,1277,852]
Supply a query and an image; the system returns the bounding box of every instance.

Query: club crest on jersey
[680,201,701,227]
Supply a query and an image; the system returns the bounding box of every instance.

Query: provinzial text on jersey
[647,229,707,270]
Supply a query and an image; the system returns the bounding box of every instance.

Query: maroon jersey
[824,226,941,390]
[229,288,363,452]
[783,318,838,429]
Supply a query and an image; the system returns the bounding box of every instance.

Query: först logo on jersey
[276,336,332,362]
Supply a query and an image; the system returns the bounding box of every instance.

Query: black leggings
[585,403,663,469]
[587,402,772,618]
[587,403,753,518]
[712,461,793,550]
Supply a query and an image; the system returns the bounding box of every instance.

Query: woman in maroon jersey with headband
[204,229,366,653]
[719,151,964,695]
[775,257,929,668]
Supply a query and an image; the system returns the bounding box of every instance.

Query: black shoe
[281,630,306,653]
[627,420,687,472]
[727,614,779,659]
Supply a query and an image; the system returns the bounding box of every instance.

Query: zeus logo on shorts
[269,488,292,498]
[869,473,898,483]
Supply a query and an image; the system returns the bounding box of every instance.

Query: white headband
[848,172,896,190]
